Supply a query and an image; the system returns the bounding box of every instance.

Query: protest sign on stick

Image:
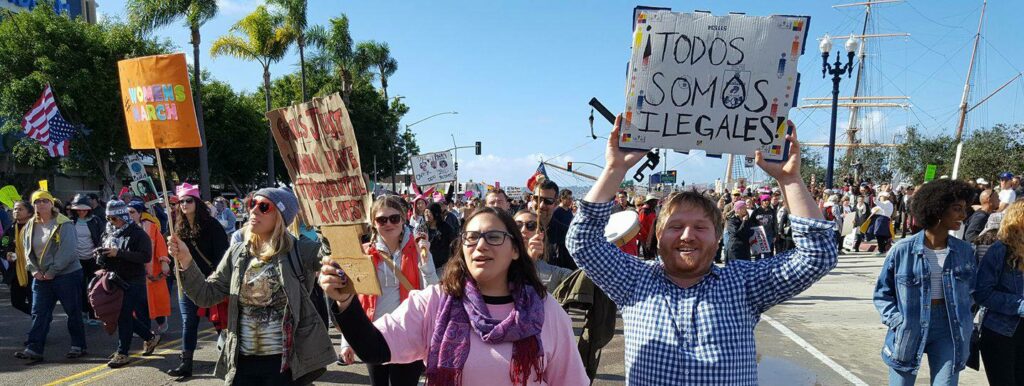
[619,9,810,162]
[268,93,379,295]
[118,53,202,293]
[411,151,456,186]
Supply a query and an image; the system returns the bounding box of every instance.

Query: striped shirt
[567,201,837,385]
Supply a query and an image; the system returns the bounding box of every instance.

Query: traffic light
[567,162,573,172]
[475,141,481,155]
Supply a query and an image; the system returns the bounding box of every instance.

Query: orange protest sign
[117,53,201,149]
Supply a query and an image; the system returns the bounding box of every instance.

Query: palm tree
[127,0,218,200]
[357,41,398,101]
[210,5,295,186]
[306,15,370,105]
[268,0,310,102]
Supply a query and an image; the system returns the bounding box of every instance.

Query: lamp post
[820,34,859,189]
[394,111,458,192]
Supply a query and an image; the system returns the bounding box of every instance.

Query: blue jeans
[118,279,153,354]
[27,269,87,354]
[178,294,201,352]
[889,306,959,386]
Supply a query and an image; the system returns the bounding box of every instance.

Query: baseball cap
[999,172,1014,180]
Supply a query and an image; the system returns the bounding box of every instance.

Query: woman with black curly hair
[873,179,977,385]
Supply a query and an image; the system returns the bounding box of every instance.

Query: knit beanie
[253,187,300,227]
[106,200,131,223]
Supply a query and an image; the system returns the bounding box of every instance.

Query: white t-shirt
[999,189,1017,206]
[924,247,950,300]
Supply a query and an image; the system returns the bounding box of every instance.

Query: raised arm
[169,235,232,307]
[745,123,836,312]
[569,115,652,306]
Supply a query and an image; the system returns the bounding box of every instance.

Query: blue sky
[100,0,1024,190]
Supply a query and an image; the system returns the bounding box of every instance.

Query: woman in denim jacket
[873,179,976,386]
[973,200,1024,385]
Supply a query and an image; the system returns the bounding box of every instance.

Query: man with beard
[568,118,836,385]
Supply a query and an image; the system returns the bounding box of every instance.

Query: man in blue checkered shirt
[567,118,837,385]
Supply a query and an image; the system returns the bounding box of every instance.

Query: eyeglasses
[374,214,403,225]
[248,199,275,214]
[180,198,196,205]
[515,220,538,232]
[462,230,512,246]
[536,197,556,206]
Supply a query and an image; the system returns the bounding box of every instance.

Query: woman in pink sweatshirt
[320,206,588,386]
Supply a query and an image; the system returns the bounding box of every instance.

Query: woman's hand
[755,120,802,185]
[319,257,354,309]
[527,232,545,260]
[167,235,193,271]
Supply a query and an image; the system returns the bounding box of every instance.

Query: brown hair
[440,207,546,298]
[655,191,725,239]
[998,201,1024,271]
[369,195,407,242]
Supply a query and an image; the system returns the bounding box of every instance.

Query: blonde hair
[243,210,293,262]
[998,201,1024,271]
[369,195,407,242]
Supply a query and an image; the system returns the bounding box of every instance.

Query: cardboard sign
[320,225,380,296]
[130,177,160,207]
[619,9,809,161]
[125,154,149,181]
[841,212,856,236]
[267,93,371,227]
[117,53,202,149]
[0,185,21,208]
[411,150,456,186]
[749,225,772,255]
[504,186,524,200]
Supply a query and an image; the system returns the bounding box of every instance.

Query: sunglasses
[515,220,538,232]
[462,230,512,247]
[248,199,275,214]
[536,197,556,206]
[374,214,403,225]
[180,198,196,205]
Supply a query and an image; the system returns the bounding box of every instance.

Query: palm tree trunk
[341,69,353,106]
[264,68,275,186]
[381,76,389,101]
[192,27,210,201]
[298,35,307,102]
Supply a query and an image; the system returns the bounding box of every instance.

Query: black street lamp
[819,34,859,189]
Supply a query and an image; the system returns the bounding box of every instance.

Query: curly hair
[998,201,1024,271]
[909,179,975,230]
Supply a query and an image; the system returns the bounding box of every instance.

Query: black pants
[834,231,843,256]
[10,281,33,315]
[234,354,294,385]
[980,323,1024,386]
[876,236,892,253]
[366,361,425,386]
[80,258,100,319]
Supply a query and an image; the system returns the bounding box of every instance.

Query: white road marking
[762,314,870,386]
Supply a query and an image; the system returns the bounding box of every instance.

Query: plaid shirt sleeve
[567,200,650,306]
[745,215,838,313]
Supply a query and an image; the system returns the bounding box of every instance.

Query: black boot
[168,351,193,380]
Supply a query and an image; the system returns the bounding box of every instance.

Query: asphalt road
[0,251,992,385]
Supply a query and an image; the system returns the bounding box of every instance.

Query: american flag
[20,85,75,157]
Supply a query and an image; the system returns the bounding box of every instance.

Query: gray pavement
[0,252,992,385]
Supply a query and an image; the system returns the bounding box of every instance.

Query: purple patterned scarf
[426,279,546,386]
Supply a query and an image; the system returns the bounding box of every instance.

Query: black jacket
[428,220,457,270]
[726,214,755,261]
[1,222,27,286]
[964,210,990,243]
[98,223,152,281]
[180,214,229,276]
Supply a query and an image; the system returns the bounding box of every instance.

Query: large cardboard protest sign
[267,93,371,227]
[269,93,379,295]
[117,53,201,150]
[411,150,456,186]
[619,9,810,161]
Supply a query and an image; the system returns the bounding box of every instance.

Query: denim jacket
[972,241,1024,336]
[872,231,976,373]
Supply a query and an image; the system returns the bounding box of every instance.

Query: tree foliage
[0,6,170,195]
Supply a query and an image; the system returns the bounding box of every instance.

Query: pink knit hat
[175,183,200,200]
[733,200,748,211]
